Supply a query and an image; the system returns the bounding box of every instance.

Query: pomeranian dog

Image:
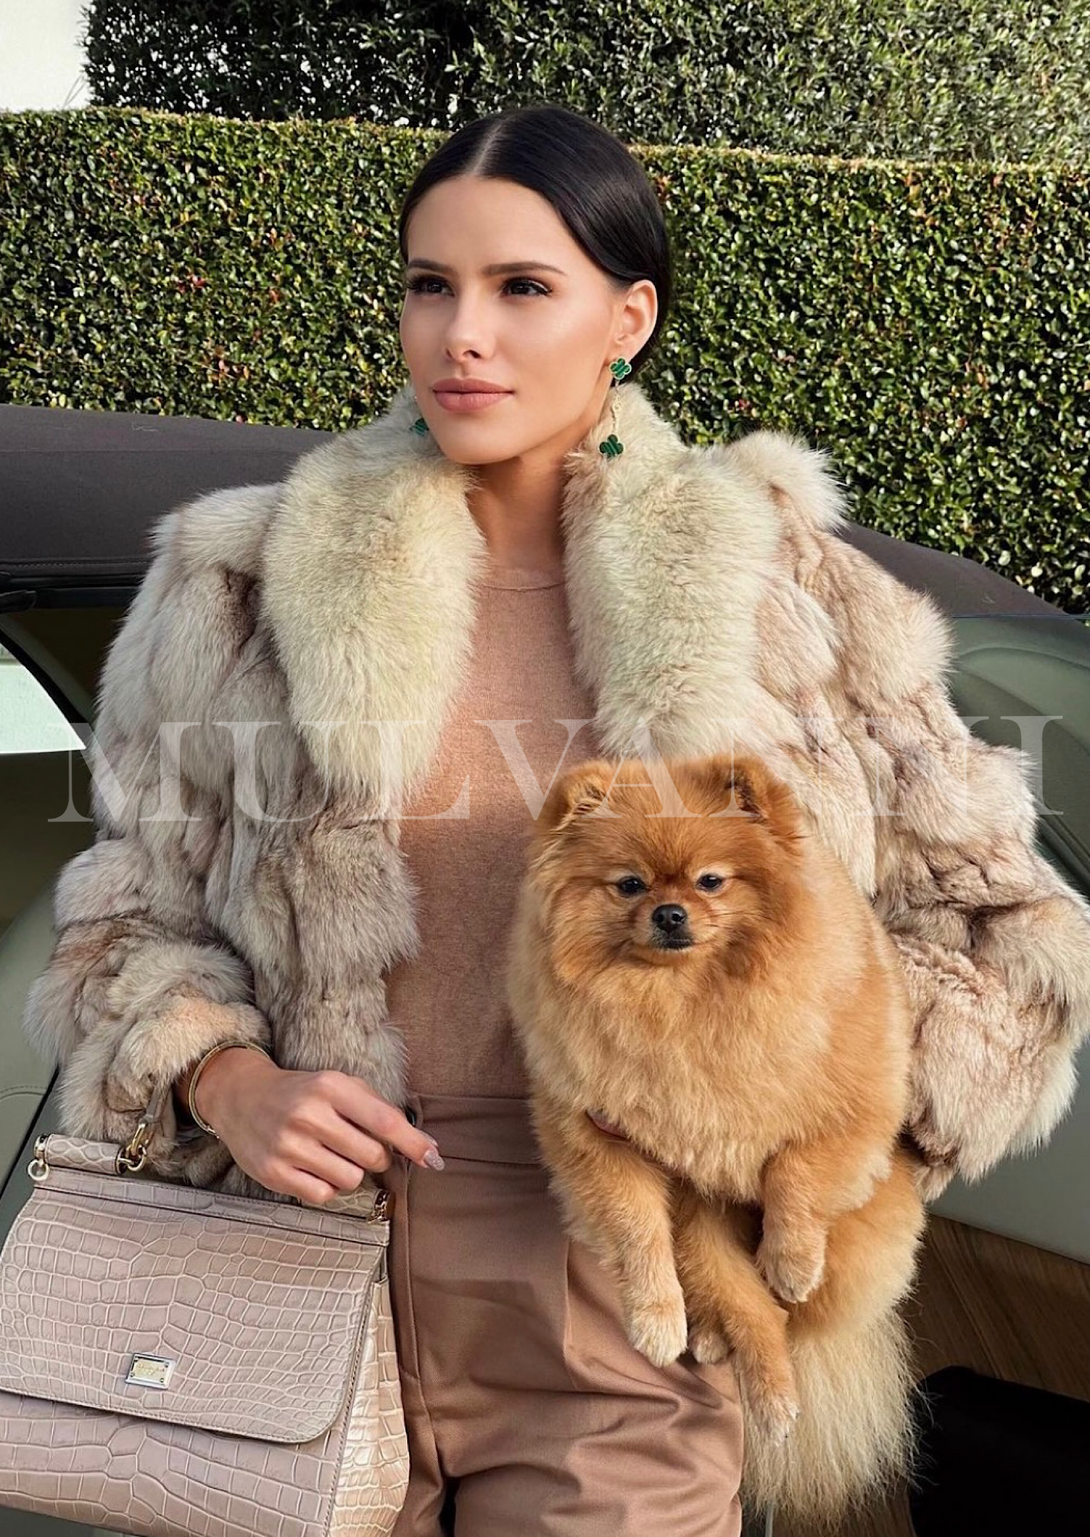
[506,751,927,1527]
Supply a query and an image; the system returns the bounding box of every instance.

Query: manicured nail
[422,1148,445,1170]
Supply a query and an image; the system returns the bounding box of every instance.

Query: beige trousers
[380,1093,744,1536]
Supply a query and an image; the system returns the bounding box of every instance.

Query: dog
[506,751,927,1525]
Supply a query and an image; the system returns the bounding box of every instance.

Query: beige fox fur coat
[23,378,1090,1203]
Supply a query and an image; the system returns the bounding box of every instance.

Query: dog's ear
[725,763,764,820]
[695,752,766,818]
[537,759,620,835]
[698,753,805,841]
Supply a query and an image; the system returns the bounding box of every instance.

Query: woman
[23,102,1090,1537]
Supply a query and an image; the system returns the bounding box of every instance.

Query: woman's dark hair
[398,101,673,379]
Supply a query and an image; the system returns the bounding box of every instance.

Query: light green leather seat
[937,614,1090,1260]
[946,615,1090,892]
[0,887,62,1187]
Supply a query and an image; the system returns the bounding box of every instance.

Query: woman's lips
[433,389,512,412]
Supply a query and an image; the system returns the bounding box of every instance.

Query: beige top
[383,551,603,1098]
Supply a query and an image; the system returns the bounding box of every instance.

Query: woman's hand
[193,1048,444,1203]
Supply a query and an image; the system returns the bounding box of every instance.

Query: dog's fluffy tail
[741,1304,917,1527]
[742,1146,926,1528]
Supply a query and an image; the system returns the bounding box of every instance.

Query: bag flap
[0,1166,387,1443]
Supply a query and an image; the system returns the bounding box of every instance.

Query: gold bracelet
[186,1038,273,1138]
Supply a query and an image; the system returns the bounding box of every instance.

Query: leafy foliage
[81,0,1090,164]
[1,109,1086,611]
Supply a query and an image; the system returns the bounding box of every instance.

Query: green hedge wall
[83,0,1090,165]
[1,108,1086,613]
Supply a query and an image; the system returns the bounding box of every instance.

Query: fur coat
[23,378,1090,1203]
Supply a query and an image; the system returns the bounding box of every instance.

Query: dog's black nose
[651,903,688,932]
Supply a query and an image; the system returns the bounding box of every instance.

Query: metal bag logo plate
[125,1353,176,1389]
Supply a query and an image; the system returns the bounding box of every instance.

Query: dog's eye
[696,873,725,891]
[616,876,646,896]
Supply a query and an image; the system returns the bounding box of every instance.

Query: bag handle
[28,1076,174,1181]
[34,1038,271,1180]
[118,1076,174,1172]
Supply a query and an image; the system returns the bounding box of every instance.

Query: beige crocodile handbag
[0,1077,410,1537]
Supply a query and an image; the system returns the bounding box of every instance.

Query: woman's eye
[696,873,725,891]
[404,275,549,297]
[404,276,444,295]
[616,876,645,896]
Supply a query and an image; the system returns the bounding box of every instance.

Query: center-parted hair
[398,100,673,378]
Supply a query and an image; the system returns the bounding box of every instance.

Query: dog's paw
[688,1318,732,1364]
[747,1384,801,1446]
[737,1355,801,1444]
[625,1288,689,1367]
[688,1321,731,1364]
[756,1233,827,1304]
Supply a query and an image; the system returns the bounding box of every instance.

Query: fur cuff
[894,933,1080,1191]
[58,986,270,1184]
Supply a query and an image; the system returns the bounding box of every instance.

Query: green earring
[412,381,625,455]
[599,360,627,457]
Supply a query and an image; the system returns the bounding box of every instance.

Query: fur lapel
[261,378,828,803]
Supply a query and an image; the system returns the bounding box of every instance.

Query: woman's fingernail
[422,1148,445,1170]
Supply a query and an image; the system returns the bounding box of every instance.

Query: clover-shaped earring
[609,357,632,385]
[412,416,429,435]
[599,433,624,457]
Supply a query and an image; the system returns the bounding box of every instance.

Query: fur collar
[261,378,845,805]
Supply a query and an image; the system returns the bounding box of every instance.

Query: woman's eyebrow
[405,259,568,276]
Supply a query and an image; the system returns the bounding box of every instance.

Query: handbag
[0,1071,411,1537]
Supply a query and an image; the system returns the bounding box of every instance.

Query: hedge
[83,0,1090,165]
[1,107,1086,612]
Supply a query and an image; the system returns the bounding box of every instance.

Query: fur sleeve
[21,486,281,1184]
[795,522,1090,1199]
